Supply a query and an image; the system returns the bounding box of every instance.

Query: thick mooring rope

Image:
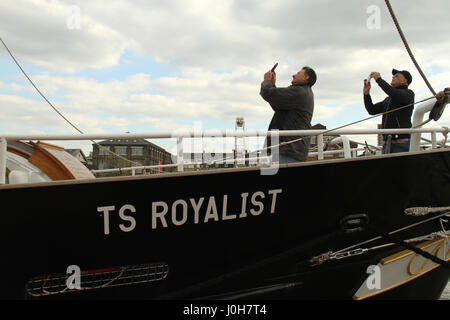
[384,0,437,97]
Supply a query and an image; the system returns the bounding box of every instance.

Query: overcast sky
[1,0,449,156]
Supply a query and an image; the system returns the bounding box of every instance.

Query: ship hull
[0,149,449,299]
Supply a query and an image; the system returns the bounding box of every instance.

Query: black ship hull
[0,149,449,300]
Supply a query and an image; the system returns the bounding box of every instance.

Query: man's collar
[292,82,309,87]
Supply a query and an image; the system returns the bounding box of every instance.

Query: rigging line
[0,36,156,171]
[365,223,450,269]
[219,2,441,165]
[0,37,82,134]
[412,118,433,129]
[333,211,450,255]
[228,1,446,165]
[275,95,435,148]
[157,228,341,299]
[384,0,436,97]
[212,95,436,165]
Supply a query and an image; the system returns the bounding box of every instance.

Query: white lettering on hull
[97,189,282,235]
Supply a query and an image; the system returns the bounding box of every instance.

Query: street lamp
[235,117,245,166]
[235,117,245,128]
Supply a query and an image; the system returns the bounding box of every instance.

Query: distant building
[91,138,173,175]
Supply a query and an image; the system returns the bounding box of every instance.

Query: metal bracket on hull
[339,214,370,234]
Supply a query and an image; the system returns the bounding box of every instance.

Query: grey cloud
[1,0,449,137]
[0,0,125,72]
[2,0,448,73]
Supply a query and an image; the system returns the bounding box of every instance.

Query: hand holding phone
[271,63,278,73]
[264,63,278,85]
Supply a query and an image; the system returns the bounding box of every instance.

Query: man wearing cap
[363,69,415,154]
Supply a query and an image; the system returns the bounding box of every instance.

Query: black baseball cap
[392,69,412,85]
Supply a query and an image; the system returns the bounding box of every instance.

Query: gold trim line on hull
[353,238,449,300]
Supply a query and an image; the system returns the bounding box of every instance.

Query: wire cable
[0,36,161,173]
[212,95,437,165]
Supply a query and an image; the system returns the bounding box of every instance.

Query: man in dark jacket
[363,69,415,154]
[260,66,316,163]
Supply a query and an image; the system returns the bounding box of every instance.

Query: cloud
[2,0,449,74]
[0,0,126,72]
[1,0,449,156]
[0,94,62,128]
[0,80,34,92]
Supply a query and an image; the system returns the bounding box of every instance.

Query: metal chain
[309,230,449,266]
[330,248,369,260]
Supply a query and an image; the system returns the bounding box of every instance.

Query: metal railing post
[317,134,324,160]
[329,136,351,158]
[410,99,436,151]
[341,136,351,158]
[431,132,437,149]
[0,137,6,184]
[177,137,184,172]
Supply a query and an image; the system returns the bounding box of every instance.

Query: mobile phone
[271,63,278,72]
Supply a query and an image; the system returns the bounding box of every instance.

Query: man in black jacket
[363,69,415,154]
[260,66,316,163]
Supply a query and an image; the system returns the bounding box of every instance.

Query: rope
[272,96,434,150]
[384,0,436,97]
[222,95,436,165]
[412,118,432,129]
[237,0,444,163]
[1,2,442,170]
[365,222,450,269]
[156,227,342,299]
[0,36,160,173]
[0,37,82,134]
[405,206,450,216]
[248,0,447,163]
[334,212,450,255]
[166,213,448,299]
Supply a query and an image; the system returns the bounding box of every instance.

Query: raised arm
[370,72,413,103]
[363,79,385,115]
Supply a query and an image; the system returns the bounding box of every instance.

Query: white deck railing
[1,98,449,183]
